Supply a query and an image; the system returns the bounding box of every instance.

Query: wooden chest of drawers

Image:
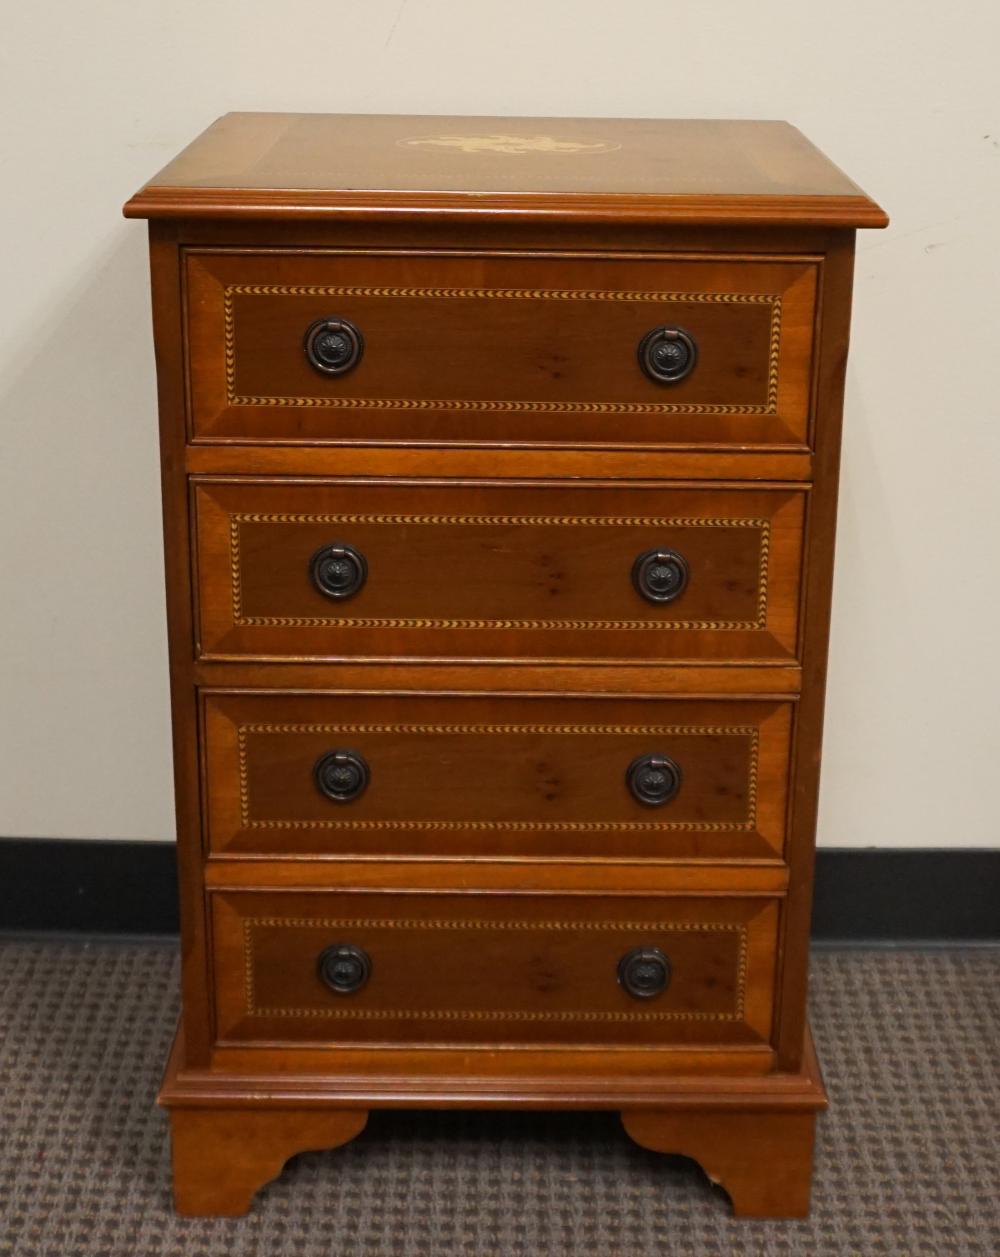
[125,113,886,1218]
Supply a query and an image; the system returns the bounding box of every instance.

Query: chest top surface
[124,112,887,228]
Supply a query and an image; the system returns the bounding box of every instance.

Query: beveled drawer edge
[191,476,807,668]
[183,246,821,447]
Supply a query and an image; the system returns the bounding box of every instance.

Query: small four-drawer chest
[124,113,887,1217]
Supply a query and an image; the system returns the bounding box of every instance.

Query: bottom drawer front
[212,892,779,1048]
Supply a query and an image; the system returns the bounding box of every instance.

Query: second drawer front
[211,890,779,1048]
[203,691,792,861]
[193,479,805,663]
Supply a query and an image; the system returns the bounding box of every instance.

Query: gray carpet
[0,941,997,1256]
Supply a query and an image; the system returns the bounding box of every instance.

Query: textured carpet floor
[0,942,997,1256]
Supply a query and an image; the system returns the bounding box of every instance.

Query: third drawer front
[193,479,805,663]
[203,691,793,861]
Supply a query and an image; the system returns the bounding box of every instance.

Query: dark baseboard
[0,839,997,942]
[810,849,1000,942]
[0,840,180,935]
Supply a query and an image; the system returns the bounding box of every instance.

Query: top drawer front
[186,250,818,449]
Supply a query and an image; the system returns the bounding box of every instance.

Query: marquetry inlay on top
[125,111,885,1218]
[123,113,888,228]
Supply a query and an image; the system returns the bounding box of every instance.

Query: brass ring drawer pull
[317,943,372,994]
[617,946,672,999]
[309,542,368,600]
[626,753,682,806]
[303,315,364,375]
[632,547,689,604]
[314,749,370,803]
[637,325,698,384]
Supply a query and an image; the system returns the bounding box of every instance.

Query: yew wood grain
[184,443,815,483]
[170,1106,368,1216]
[192,662,802,697]
[157,216,861,257]
[124,113,888,229]
[771,233,856,1071]
[202,691,793,862]
[621,1024,825,1218]
[623,1109,817,1217]
[210,889,779,1050]
[193,478,806,665]
[202,859,791,895]
[148,224,214,1066]
[160,1021,818,1216]
[127,114,885,1219]
[164,1024,833,1106]
[186,248,817,449]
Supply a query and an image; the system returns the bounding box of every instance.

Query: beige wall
[1,2,997,846]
